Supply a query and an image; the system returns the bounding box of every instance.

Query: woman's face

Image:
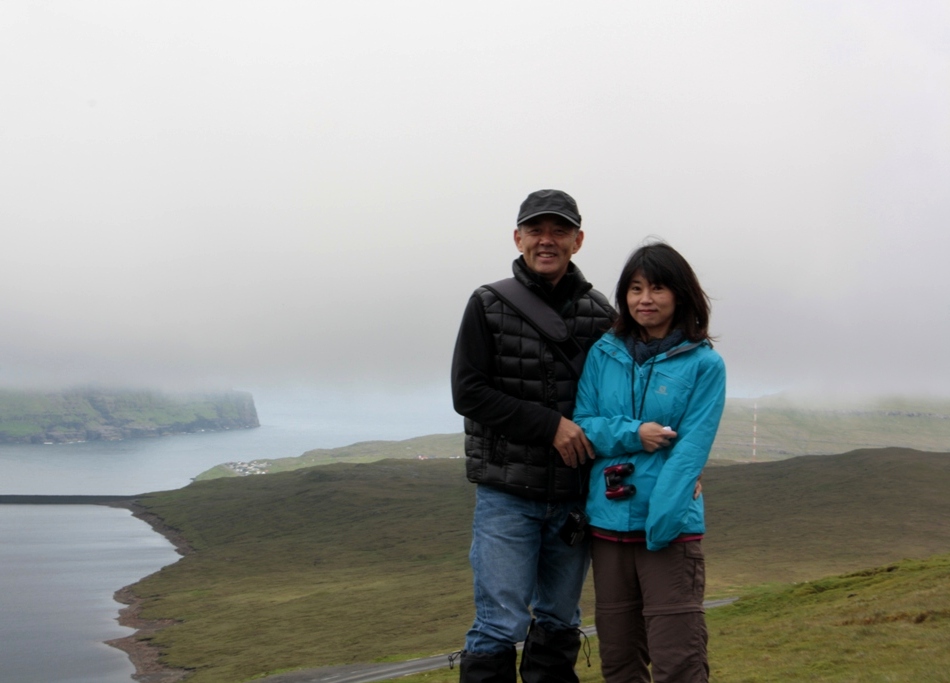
[627,272,676,339]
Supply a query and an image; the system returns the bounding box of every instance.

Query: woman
[574,242,726,683]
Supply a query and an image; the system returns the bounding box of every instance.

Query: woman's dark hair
[612,241,712,343]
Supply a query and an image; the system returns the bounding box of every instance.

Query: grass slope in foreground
[391,554,950,683]
[128,447,950,682]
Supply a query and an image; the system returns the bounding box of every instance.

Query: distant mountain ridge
[193,395,950,480]
[707,394,950,461]
[0,388,259,444]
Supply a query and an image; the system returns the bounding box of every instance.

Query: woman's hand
[638,422,677,453]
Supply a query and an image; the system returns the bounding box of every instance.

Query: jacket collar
[512,257,593,313]
[600,331,704,365]
[625,329,686,364]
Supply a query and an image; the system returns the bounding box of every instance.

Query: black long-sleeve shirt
[450,258,593,447]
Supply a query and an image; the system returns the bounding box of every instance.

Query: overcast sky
[1,1,948,401]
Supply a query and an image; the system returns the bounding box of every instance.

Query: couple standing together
[451,190,726,683]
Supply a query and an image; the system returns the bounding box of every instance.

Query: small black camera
[559,506,589,546]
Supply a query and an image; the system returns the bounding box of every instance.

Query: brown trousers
[591,538,709,683]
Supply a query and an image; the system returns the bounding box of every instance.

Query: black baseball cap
[516,189,581,228]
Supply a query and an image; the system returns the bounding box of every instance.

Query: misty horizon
[2,2,947,398]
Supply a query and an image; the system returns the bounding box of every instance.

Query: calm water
[0,385,460,683]
[0,506,181,683]
[0,385,459,495]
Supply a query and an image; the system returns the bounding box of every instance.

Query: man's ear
[514,228,525,253]
[572,230,585,254]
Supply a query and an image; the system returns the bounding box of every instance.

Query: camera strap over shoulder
[483,278,586,380]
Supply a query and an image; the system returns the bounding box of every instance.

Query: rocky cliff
[0,389,260,444]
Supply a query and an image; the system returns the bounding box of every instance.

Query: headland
[0,388,259,444]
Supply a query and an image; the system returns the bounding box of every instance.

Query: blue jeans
[465,485,590,654]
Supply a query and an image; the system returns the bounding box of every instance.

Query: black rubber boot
[518,620,581,683]
[459,647,518,683]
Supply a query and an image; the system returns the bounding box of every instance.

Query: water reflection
[0,505,180,683]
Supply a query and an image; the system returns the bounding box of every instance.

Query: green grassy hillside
[705,555,950,682]
[393,554,950,683]
[132,459,474,682]
[711,395,950,461]
[195,433,463,480]
[0,388,259,443]
[703,447,950,590]
[127,447,950,682]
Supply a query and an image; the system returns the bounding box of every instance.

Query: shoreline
[102,500,194,683]
[0,422,260,447]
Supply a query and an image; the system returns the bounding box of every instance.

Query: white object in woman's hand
[639,422,677,453]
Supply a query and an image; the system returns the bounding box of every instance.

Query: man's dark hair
[612,241,712,344]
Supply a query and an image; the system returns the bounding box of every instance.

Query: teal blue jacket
[574,332,726,551]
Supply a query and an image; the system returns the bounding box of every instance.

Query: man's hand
[694,475,703,500]
[638,422,677,453]
[553,417,594,468]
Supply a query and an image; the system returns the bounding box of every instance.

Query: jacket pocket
[489,434,508,466]
[647,369,692,426]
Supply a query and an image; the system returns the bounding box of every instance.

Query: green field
[195,433,463,480]
[712,395,950,461]
[125,447,950,682]
[392,554,950,683]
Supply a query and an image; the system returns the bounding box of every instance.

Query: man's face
[513,216,584,286]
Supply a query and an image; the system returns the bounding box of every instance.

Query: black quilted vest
[464,262,614,502]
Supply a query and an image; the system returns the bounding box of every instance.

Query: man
[451,189,615,683]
